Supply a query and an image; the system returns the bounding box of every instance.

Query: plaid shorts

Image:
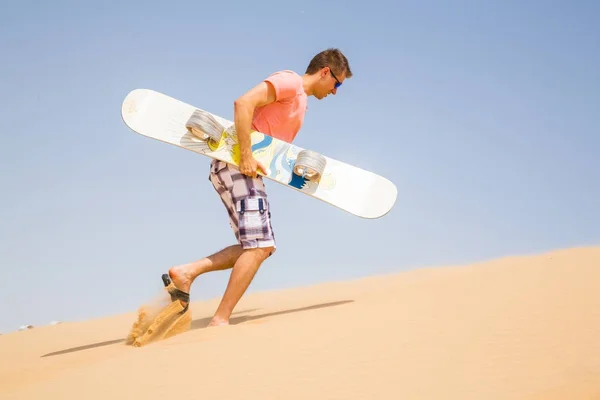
[209,159,276,254]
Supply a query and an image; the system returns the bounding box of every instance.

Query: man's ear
[320,67,328,79]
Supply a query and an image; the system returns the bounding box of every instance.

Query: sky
[1,0,598,333]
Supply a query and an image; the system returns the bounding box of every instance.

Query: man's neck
[301,73,319,96]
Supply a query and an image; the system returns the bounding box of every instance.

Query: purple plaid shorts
[209,159,276,254]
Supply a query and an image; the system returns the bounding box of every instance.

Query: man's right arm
[233,81,277,177]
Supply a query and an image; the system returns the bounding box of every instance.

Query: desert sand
[2,246,600,399]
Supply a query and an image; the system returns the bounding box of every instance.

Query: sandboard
[121,88,397,219]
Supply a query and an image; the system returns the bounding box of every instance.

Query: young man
[167,48,352,326]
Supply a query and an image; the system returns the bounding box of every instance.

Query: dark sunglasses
[329,68,342,89]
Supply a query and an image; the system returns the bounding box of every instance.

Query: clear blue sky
[1,0,598,333]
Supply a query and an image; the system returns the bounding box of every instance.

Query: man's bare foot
[208,316,229,327]
[168,265,194,306]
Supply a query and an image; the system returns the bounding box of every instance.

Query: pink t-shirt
[251,70,307,143]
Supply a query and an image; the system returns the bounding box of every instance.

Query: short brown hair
[305,48,352,78]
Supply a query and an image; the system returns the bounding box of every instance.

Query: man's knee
[237,245,275,266]
[249,245,275,260]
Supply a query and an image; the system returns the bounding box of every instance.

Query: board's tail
[185,109,227,142]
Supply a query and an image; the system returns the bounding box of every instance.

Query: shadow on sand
[41,300,354,357]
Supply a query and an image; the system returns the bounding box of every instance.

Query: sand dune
[2,246,600,399]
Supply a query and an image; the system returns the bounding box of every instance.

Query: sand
[2,246,600,399]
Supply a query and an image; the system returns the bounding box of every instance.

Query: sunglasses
[329,68,342,89]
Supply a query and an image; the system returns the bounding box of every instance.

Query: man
[166,48,352,327]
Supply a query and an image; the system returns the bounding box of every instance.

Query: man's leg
[168,244,244,298]
[169,244,272,325]
[206,161,277,325]
[209,246,273,326]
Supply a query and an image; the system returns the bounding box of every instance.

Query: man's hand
[239,154,268,178]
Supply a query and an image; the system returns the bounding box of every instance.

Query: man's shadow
[41,300,354,357]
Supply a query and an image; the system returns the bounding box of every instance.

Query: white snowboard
[121,88,397,219]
